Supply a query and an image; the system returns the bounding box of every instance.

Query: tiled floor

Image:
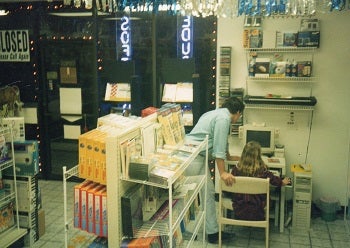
[23,179,350,247]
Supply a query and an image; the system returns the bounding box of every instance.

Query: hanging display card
[59,87,82,115]
[104,83,131,101]
[60,60,77,84]
[162,82,193,102]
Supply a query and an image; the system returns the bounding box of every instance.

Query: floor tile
[22,180,349,248]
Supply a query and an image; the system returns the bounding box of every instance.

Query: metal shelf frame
[0,127,27,247]
[63,114,208,247]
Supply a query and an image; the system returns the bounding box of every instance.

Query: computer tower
[292,172,312,229]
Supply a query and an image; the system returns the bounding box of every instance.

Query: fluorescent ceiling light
[0,10,8,16]
[103,17,141,21]
[49,11,109,17]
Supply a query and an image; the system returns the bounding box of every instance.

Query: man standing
[185,96,244,244]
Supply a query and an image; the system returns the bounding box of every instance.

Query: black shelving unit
[159,58,200,133]
[38,38,98,179]
[100,60,144,117]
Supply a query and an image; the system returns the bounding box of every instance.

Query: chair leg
[219,223,222,247]
[265,226,269,248]
[274,198,279,227]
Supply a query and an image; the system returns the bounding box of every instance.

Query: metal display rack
[63,114,208,247]
[0,128,27,247]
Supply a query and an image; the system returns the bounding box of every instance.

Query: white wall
[218,12,350,205]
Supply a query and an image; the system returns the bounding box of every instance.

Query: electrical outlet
[275,128,280,139]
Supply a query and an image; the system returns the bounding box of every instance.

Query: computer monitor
[239,125,275,155]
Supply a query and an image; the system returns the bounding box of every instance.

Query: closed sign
[0,30,30,62]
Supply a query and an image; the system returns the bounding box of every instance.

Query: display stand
[63,113,208,247]
[0,127,27,247]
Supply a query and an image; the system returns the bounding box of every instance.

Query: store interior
[0,0,350,247]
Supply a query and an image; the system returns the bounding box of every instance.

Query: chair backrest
[219,176,270,248]
[220,176,270,195]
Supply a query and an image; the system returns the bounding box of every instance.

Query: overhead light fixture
[103,17,141,21]
[0,10,8,16]
[49,11,109,17]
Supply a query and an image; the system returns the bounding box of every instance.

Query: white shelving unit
[63,113,208,247]
[243,47,317,112]
[0,127,27,247]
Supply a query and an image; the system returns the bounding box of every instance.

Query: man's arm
[216,157,235,186]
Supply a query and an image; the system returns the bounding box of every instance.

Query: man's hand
[227,155,240,161]
[221,171,235,186]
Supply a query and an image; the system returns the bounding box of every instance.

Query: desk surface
[262,156,286,170]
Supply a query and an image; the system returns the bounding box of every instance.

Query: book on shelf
[120,137,142,178]
[157,107,177,146]
[148,166,176,185]
[162,82,193,103]
[104,82,131,102]
[177,139,202,153]
[121,184,144,238]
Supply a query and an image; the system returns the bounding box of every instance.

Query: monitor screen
[241,125,275,154]
[246,130,271,148]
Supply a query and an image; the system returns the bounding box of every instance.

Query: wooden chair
[218,176,270,248]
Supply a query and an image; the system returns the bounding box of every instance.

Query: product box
[3,175,38,212]
[94,187,107,237]
[87,184,105,234]
[18,210,38,229]
[0,202,15,233]
[78,129,99,179]
[4,140,39,176]
[92,132,107,184]
[283,33,298,47]
[81,182,98,231]
[254,58,270,78]
[74,180,93,228]
[297,31,320,48]
[0,117,25,142]
[141,107,158,117]
[297,61,312,77]
[243,28,263,48]
[0,132,10,163]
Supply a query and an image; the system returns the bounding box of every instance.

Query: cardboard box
[297,31,320,48]
[4,140,39,176]
[0,117,25,141]
[38,209,45,238]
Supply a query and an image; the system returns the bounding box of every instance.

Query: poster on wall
[0,30,30,62]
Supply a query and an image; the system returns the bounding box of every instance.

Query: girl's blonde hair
[237,141,267,176]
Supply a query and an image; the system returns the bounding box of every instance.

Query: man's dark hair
[221,97,245,114]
